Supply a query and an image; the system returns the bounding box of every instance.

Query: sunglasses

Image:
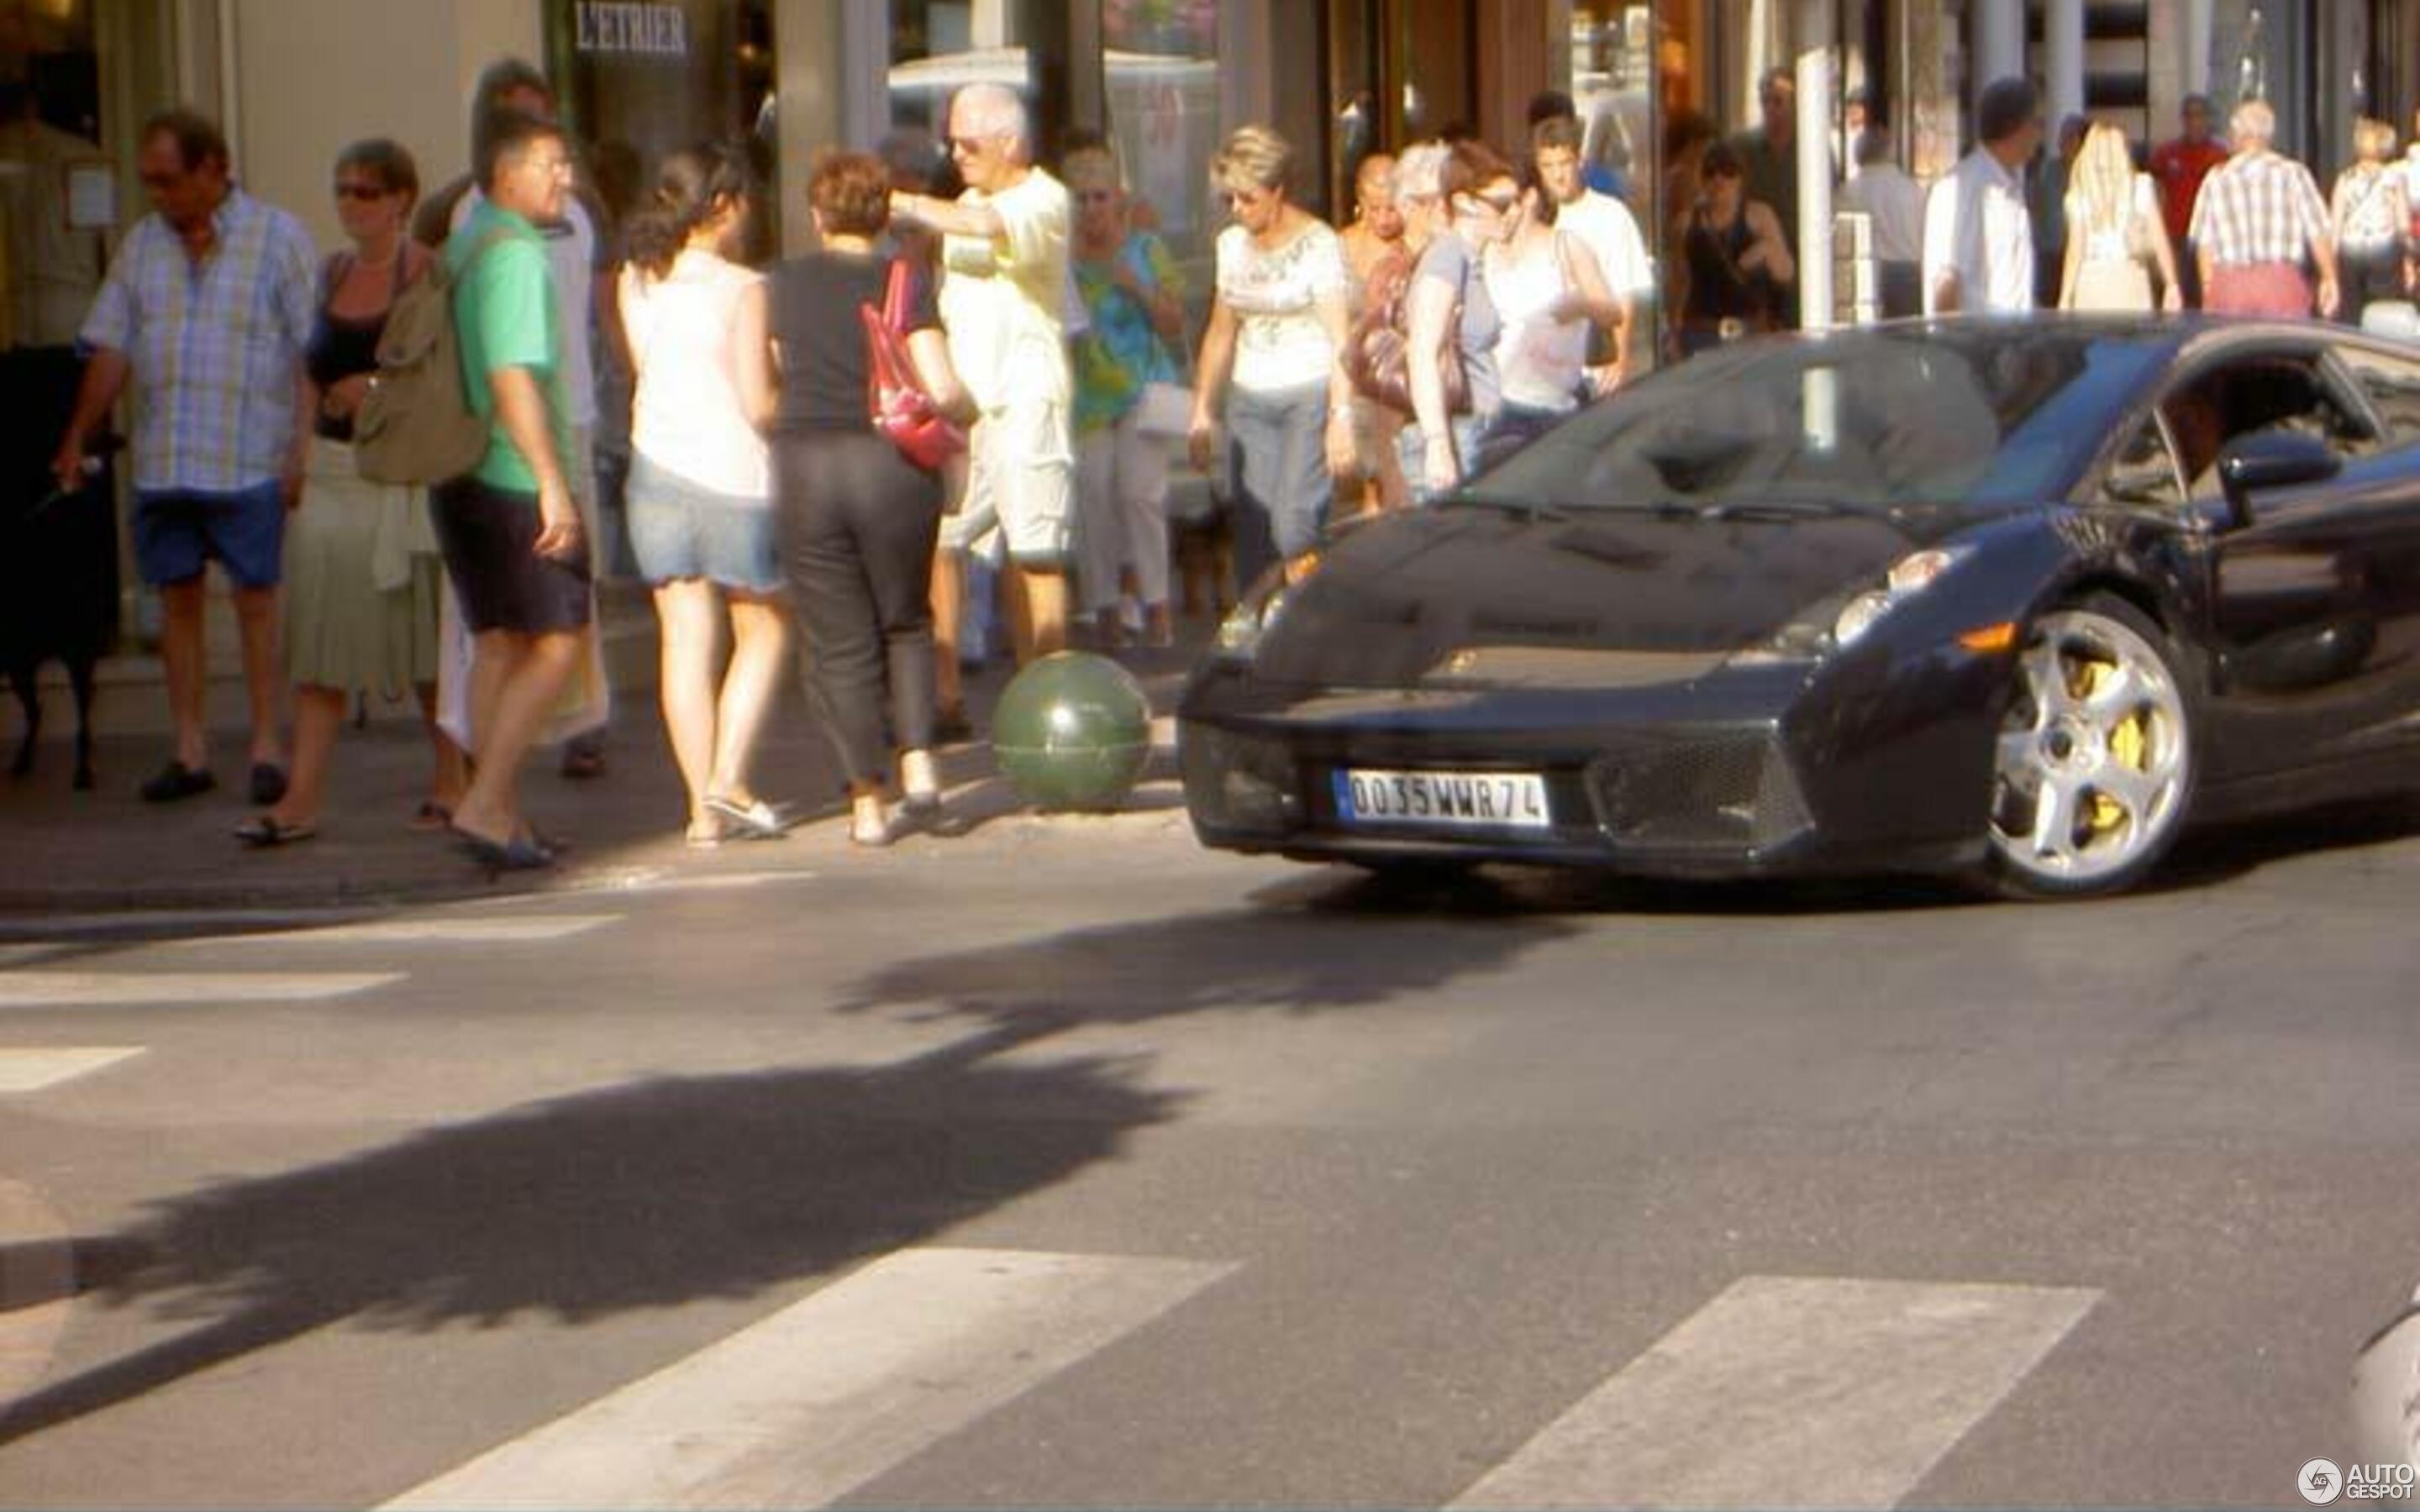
[334,181,389,201]
[1469,192,1518,214]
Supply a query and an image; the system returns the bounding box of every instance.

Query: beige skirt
[2072,258,2155,313]
[283,440,443,696]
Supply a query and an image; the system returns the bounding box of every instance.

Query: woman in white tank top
[615,143,788,848]
[1484,178,1618,458]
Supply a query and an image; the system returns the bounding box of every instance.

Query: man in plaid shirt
[50,109,315,806]
[2190,98,2340,320]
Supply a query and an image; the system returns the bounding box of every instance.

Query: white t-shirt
[1842,163,1926,265]
[1923,148,2035,317]
[1215,218,1347,393]
[1485,235,1590,413]
[618,249,769,500]
[450,186,600,428]
[1555,189,1655,297]
[939,167,1072,411]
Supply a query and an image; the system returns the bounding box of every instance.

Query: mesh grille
[1587,732,1812,851]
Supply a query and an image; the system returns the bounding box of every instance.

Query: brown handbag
[1346,249,1470,417]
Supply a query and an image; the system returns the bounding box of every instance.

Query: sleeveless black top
[1682,207,1777,330]
[308,252,408,442]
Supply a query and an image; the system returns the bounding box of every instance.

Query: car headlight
[1731,547,1971,666]
[1833,548,1964,648]
[1213,554,1322,660]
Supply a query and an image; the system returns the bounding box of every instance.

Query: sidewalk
[0,609,1206,918]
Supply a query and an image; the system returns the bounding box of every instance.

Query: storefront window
[1101,0,1221,265]
[884,2,1076,169]
[552,0,779,255]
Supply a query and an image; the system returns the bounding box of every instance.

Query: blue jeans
[1225,381,1332,589]
[1397,411,1496,507]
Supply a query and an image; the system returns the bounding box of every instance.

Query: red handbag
[861,258,965,471]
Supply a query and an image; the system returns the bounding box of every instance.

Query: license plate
[1334,769,1551,830]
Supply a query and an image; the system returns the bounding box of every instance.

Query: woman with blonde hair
[1188,125,1356,588]
[2059,122,2181,312]
[2333,118,2412,327]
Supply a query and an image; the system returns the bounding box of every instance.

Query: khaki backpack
[352,230,508,486]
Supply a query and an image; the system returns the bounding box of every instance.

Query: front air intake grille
[1586,732,1812,852]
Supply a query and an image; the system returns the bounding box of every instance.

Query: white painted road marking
[0,1047,145,1091]
[163,915,622,946]
[0,972,402,1008]
[1448,1275,2102,1511]
[381,1247,1235,1510]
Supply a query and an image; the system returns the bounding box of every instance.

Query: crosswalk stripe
[1447,1275,2102,1511]
[0,972,402,1007]
[162,915,621,946]
[381,1247,1235,1510]
[0,1047,145,1091]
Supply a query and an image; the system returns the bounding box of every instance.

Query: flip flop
[140,761,216,803]
[411,800,454,832]
[703,795,796,840]
[234,816,317,848]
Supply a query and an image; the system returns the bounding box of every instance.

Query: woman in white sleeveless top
[2059,123,2182,313]
[617,143,786,847]
[1484,174,1618,459]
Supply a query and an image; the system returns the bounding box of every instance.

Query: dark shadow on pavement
[0,1047,1176,1446]
[835,900,1583,1041]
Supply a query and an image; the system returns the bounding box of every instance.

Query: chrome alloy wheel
[1988,606,2191,894]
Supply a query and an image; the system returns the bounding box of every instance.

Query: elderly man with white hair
[2190,97,2338,318]
[890,82,1075,664]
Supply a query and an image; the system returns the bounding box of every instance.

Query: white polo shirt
[1922,147,2035,317]
[1555,188,1655,297]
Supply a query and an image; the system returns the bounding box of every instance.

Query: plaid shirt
[79,186,317,493]
[2189,150,2331,270]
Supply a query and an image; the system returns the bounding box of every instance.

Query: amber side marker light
[1957,622,2018,654]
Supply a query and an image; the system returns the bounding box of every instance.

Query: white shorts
[941,397,1074,566]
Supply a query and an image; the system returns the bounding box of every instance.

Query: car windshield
[1461,328,2165,515]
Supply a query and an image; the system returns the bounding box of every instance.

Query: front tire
[1984,595,2196,900]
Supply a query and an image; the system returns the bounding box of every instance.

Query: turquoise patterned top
[1072,232,1184,435]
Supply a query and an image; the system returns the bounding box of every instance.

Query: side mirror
[2216,431,2342,527]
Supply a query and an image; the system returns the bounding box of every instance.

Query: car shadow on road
[834,901,1585,1043]
[0,1047,1177,1448]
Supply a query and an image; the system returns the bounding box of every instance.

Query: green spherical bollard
[992,651,1153,811]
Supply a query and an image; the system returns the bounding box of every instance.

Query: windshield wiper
[1451,494,1580,523]
[1696,498,1859,522]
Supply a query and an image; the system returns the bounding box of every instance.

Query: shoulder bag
[1346,246,1469,417]
[861,256,966,472]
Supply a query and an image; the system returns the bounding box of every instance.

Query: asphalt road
[3,793,2418,1509]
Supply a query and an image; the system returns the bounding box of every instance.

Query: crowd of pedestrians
[39,56,2411,873]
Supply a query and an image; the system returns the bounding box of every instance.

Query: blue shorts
[134,480,286,589]
[626,454,781,595]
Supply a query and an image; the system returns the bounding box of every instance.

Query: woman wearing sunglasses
[237,139,460,848]
[1399,139,1519,502]
[1669,139,1795,360]
[1188,125,1356,590]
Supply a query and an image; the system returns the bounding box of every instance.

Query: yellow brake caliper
[2072,656,2144,835]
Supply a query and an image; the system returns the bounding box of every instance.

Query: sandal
[234,815,318,847]
[703,795,795,840]
[411,800,454,832]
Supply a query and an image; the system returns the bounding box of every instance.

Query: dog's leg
[7,665,35,779]
[67,657,97,790]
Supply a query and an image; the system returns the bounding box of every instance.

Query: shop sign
[575,2,690,57]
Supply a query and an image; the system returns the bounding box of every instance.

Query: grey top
[1414,230,1502,417]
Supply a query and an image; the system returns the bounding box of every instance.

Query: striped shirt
[2189,150,2330,270]
[78,186,317,493]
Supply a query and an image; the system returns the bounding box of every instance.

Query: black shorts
[431,475,593,635]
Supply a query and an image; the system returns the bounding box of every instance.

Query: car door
[2180,340,2420,780]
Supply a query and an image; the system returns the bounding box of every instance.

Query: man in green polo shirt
[427,110,590,871]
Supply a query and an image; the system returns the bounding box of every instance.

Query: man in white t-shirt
[1841,127,1927,318]
[892,83,1074,664]
[1923,77,2041,318]
[1531,116,1652,391]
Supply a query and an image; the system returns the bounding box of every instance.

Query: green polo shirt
[447,199,571,493]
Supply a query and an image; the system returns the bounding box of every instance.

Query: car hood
[1251,503,1965,688]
